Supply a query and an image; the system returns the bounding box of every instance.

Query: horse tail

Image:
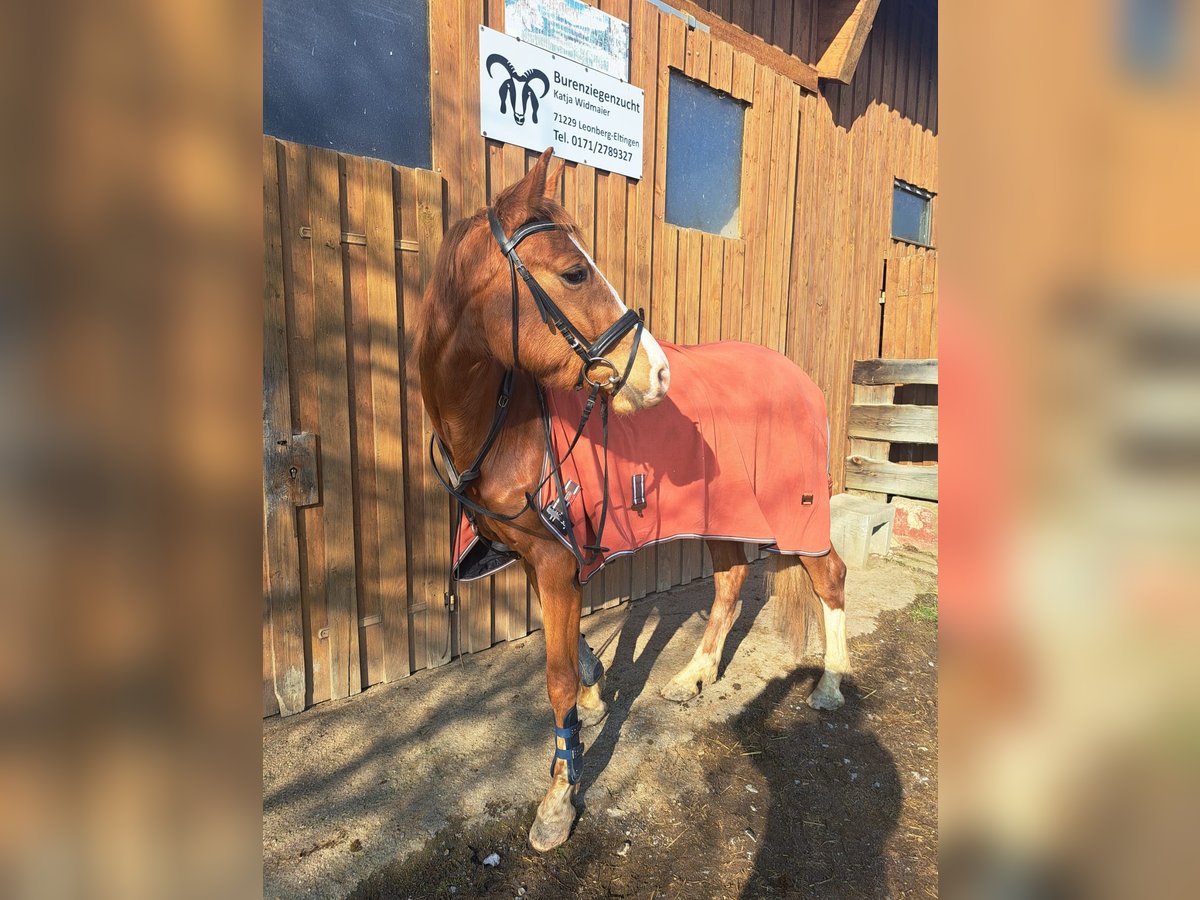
[768,554,826,662]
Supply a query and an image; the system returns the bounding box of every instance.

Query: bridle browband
[430,206,647,638]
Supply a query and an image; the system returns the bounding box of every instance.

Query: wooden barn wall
[263,0,937,715]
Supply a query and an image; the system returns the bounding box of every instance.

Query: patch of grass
[910,592,938,625]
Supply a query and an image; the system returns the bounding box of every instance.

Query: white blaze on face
[569,236,670,405]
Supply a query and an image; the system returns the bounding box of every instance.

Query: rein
[430,205,645,658]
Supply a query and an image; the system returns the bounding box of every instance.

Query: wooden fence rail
[844,357,939,501]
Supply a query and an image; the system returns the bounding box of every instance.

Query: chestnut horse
[417,149,849,852]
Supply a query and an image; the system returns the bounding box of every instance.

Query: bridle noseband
[487,207,644,392]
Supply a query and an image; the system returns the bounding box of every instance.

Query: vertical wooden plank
[263,137,306,717]
[460,2,487,216]
[280,141,328,708]
[722,238,745,341]
[732,0,755,35]
[431,0,464,224]
[398,167,428,671]
[731,50,755,102]
[417,168,452,667]
[678,226,703,586]
[920,251,937,357]
[927,254,939,357]
[792,1,812,65]
[906,251,925,358]
[699,233,723,344]
[685,26,711,82]
[310,147,363,698]
[710,39,733,94]
[742,60,774,347]
[763,73,797,353]
[263,535,278,717]
[678,228,702,345]
[785,93,816,363]
[576,164,596,254]
[345,154,388,680]
[772,0,794,57]
[753,0,773,45]
[603,557,631,610]
[362,158,410,679]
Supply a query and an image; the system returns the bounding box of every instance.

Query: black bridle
[486,207,644,391]
[430,207,647,651]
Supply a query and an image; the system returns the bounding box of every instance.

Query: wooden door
[880,246,937,359]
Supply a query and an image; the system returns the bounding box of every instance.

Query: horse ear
[492,147,554,232]
[526,146,555,201]
[543,159,564,201]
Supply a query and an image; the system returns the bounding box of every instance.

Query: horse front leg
[661,540,748,702]
[525,562,607,727]
[526,556,584,852]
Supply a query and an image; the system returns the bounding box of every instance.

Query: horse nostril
[657,365,670,393]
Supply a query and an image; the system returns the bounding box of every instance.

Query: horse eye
[561,267,589,286]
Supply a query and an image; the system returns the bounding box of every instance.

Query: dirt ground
[263,553,937,899]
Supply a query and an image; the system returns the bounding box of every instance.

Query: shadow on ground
[345,598,937,899]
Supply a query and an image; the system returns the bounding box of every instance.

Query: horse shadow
[728,670,903,897]
[575,558,768,805]
[574,575,903,896]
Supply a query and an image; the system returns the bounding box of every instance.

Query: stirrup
[551,705,583,784]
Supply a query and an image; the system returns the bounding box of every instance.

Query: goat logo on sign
[486,54,550,126]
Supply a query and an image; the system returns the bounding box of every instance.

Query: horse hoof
[529,799,576,852]
[806,688,844,711]
[659,676,702,703]
[578,699,608,728]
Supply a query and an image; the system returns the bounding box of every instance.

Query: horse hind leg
[576,635,608,727]
[800,549,850,710]
[660,540,748,703]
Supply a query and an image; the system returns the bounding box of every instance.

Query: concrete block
[830,493,896,568]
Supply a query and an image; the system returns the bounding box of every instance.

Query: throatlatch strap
[551,705,583,784]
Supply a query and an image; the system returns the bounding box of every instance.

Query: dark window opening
[264,0,432,169]
[891,179,934,247]
[665,72,746,237]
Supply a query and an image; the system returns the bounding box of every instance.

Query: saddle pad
[453,341,832,584]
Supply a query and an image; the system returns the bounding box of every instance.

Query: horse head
[427,148,669,415]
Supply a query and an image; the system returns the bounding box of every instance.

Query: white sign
[504,0,630,82]
[479,26,644,180]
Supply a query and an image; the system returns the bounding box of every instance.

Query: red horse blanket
[454,341,831,584]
